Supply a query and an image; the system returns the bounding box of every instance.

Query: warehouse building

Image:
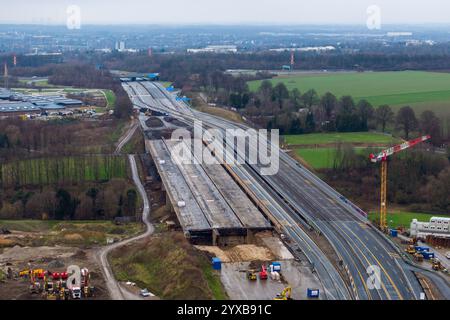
[0,88,84,117]
[0,101,42,116]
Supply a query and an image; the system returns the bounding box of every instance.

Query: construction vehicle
[406,245,416,254]
[81,268,94,297]
[259,265,268,280]
[44,279,54,295]
[414,253,424,262]
[59,287,67,300]
[432,258,443,271]
[274,286,292,300]
[71,287,82,299]
[370,135,431,231]
[29,273,42,295]
[19,269,30,277]
[246,270,257,281]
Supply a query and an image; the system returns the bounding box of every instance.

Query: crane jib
[370,135,431,163]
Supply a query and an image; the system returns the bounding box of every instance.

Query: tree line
[0,181,137,221]
[328,143,449,214]
[206,79,445,145]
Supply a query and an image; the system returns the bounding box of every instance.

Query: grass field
[287,132,393,169]
[285,132,398,146]
[249,71,450,117]
[368,211,438,229]
[295,148,337,169]
[295,147,374,169]
[103,89,116,108]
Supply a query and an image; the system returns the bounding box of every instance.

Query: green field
[285,132,398,146]
[368,211,438,229]
[249,71,450,117]
[295,148,336,169]
[103,89,116,108]
[295,147,374,169]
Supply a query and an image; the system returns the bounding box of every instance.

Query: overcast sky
[0,0,449,25]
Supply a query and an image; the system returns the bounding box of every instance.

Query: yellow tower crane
[369,135,431,231]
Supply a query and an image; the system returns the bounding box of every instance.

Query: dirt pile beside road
[195,244,275,263]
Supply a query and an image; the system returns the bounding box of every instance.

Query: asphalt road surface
[125,81,450,300]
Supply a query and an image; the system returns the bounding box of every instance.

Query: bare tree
[396,106,418,139]
[376,105,394,133]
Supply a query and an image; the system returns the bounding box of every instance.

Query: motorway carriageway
[124,81,449,300]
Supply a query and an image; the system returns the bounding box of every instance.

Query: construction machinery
[71,287,82,299]
[259,265,268,280]
[246,270,257,281]
[414,253,424,262]
[274,286,292,300]
[370,135,431,231]
[432,258,443,271]
[406,245,417,255]
[29,272,42,295]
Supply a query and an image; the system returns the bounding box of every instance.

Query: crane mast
[369,135,431,231]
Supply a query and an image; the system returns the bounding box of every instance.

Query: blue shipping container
[212,257,222,270]
[271,262,281,272]
[422,252,435,260]
[415,246,430,252]
[307,288,320,298]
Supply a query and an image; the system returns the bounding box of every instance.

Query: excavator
[274,287,292,300]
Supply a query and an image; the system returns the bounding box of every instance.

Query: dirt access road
[96,154,154,300]
[114,119,139,155]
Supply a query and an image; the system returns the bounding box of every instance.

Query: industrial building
[187,45,238,54]
[410,217,450,239]
[0,88,83,116]
[0,101,42,116]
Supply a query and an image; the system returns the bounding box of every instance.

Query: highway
[124,80,449,300]
[125,81,351,299]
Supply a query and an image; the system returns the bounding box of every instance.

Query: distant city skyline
[0,0,449,25]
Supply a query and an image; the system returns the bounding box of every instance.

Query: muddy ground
[0,245,108,300]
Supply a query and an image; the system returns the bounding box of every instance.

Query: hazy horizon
[0,0,449,25]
